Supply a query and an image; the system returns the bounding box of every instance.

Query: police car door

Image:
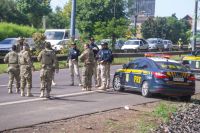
[124,63,136,87]
[133,60,151,89]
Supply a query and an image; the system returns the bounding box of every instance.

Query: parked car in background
[52,39,68,51]
[121,39,149,52]
[44,29,79,51]
[115,39,126,49]
[0,38,18,54]
[163,39,173,51]
[24,38,36,51]
[0,38,36,55]
[147,38,164,51]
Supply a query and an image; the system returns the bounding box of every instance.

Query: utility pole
[70,0,76,41]
[134,0,139,37]
[42,16,46,30]
[192,0,198,51]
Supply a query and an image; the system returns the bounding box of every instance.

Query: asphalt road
[0,65,199,131]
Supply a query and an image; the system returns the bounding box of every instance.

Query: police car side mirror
[122,64,128,69]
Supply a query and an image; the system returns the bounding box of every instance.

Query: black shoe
[69,83,74,86]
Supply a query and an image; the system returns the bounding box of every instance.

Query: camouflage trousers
[82,64,93,88]
[40,68,53,93]
[96,63,101,86]
[69,59,81,84]
[100,63,110,88]
[8,66,20,90]
[20,65,32,91]
[93,61,98,85]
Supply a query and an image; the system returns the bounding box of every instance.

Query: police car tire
[180,95,191,102]
[141,81,151,97]
[113,75,124,92]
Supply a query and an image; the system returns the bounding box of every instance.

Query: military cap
[45,42,51,48]
[101,42,108,45]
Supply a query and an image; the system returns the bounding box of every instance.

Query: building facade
[135,0,155,16]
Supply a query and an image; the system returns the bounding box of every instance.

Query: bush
[0,22,39,40]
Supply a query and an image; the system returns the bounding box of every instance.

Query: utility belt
[41,64,53,69]
[100,61,110,65]
[8,64,19,68]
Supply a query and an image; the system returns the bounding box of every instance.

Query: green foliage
[76,0,128,40]
[0,0,29,25]
[141,15,191,43]
[46,7,68,29]
[32,32,46,53]
[0,22,38,41]
[153,102,177,123]
[16,0,52,28]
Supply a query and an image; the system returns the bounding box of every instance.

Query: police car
[182,50,200,80]
[113,54,195,101]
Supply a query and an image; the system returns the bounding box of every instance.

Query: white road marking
[0,85,7,87]
[0,90,97,107]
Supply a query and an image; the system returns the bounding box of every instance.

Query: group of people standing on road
[4,37,59,98]
[4,37,113,98]
[68,37,113,91]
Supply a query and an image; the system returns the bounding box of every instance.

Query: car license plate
[173,78,184,82]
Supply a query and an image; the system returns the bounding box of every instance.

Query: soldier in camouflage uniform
[4,45,20,94]
[79,43,94,91]
[37,42,58,98]
[16,37,25,53]
[19,43,34,97]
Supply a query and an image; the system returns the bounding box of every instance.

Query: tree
[0,0,29,25]
[76,0,127,38]
[141,15,191,43]
[46,7,67,29]
[16,0,52,28]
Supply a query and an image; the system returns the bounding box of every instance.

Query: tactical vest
[8,51,18,64]
[41,50,53,65]
[100,49,113,62]
[19,51,27,65]
[85,49,94,64]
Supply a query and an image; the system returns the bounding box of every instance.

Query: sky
[50,0,195,19]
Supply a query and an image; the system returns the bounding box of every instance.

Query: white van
[44,29,79,51]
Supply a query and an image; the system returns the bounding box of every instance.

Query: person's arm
[4,53,9,64]
[53,52,59,73]
[25,51,34,69]
[37,51,42,62]
[79,50,86,62]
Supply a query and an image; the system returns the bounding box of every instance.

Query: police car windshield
[45,31,64,40]
[125,40,140,45]
[156,62,188,71]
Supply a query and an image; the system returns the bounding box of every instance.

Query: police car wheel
[113,75,124,91]
[180,95,191,102]
[141,81,151,97]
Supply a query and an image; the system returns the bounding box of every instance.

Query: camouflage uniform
[79,45,95,91]
[16,37,25,53]
[89,38,99,86]
[19,44,34,97]
[37,44,58,98]
[4,46,20,94]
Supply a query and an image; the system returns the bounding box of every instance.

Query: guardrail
[0,51,191,64]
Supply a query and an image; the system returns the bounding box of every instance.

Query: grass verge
[137,102,178,133]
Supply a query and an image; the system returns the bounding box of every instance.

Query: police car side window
[137,61,150,70]
[127,63,135,69]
